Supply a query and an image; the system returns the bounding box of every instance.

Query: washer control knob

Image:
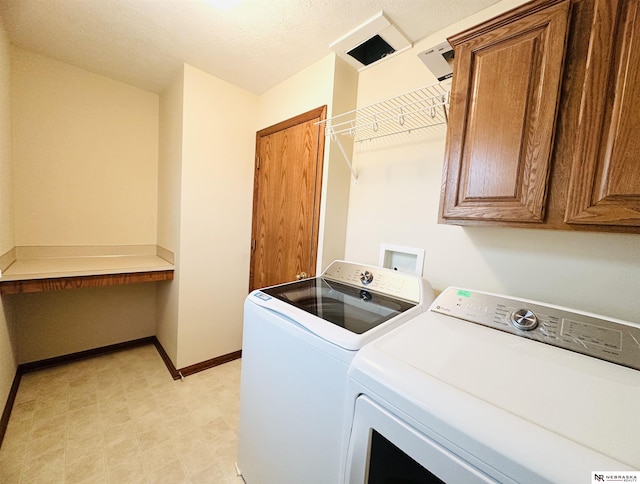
[511,309,538,331]
[360,270,374,285]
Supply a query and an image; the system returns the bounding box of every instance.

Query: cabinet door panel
[462,35,536,200]
[565,0,640,225]
[441,0,570,223]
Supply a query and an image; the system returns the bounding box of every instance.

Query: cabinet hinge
[256,157,260,169]
[251,239,256,251]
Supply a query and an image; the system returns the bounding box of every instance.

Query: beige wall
[156,68,184,365]
[0,14,17,412]
[3,49,354,370]
[174,64,258,368]
[257,53,335,131]
[11,48,159,246]
[12,285,156,363]
[156,56,355,369]
[344,0,640,323]
[319,56,358,271]
[8,50,161,363]
[0,24,12,255]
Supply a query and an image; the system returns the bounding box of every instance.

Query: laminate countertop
[0,246,175,294]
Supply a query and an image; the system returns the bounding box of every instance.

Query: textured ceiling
[1,0,500,94]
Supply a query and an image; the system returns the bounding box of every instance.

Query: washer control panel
[359,270,374,285]
[430,287,640,371]
[511,308,538,331]
[322,261,422,303]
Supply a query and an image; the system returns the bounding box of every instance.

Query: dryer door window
[345,395,496,484]
[368,430,443,483]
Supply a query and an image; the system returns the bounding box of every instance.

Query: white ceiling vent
[330,12,412,71]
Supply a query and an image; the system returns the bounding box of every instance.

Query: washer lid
[248,284,424,351]
[262,277,416,334]
[350,306,640,475]
[248,260,435,351]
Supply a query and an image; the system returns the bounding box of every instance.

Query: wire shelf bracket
[318,81,450,182]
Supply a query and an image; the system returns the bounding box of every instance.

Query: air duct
[330,12,412,71]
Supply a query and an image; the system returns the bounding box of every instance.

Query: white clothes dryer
[236,260,435,484]
[344,287,640,483]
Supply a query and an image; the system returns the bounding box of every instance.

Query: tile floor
[0,345,245,483]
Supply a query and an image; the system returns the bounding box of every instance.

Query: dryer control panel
[430,287,640,371]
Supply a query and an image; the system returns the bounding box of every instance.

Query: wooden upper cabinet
[565,0,640,226]
[440,0,571,223]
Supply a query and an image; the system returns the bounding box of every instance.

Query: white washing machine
[345,287,640,483]
[236,260,435,484]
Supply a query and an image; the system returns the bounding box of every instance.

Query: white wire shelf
[317,81,450,182]
[320,81,450,143]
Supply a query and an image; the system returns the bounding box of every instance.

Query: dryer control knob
[511,309,538,331]
[360,270,374,285]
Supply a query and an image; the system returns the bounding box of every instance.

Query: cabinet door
[565,0,640,225]
[440,0,570,223]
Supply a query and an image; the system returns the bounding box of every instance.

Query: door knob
[296,272,307,280]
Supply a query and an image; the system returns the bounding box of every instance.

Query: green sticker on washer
[457,290,472,297]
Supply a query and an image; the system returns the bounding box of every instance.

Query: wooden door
[565,0,640,226]
[249,106,326,291]
[440,0,570,223]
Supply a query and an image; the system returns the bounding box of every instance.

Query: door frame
[249,105,327,291]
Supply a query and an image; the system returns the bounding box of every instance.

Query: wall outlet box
[379,244,425,276]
